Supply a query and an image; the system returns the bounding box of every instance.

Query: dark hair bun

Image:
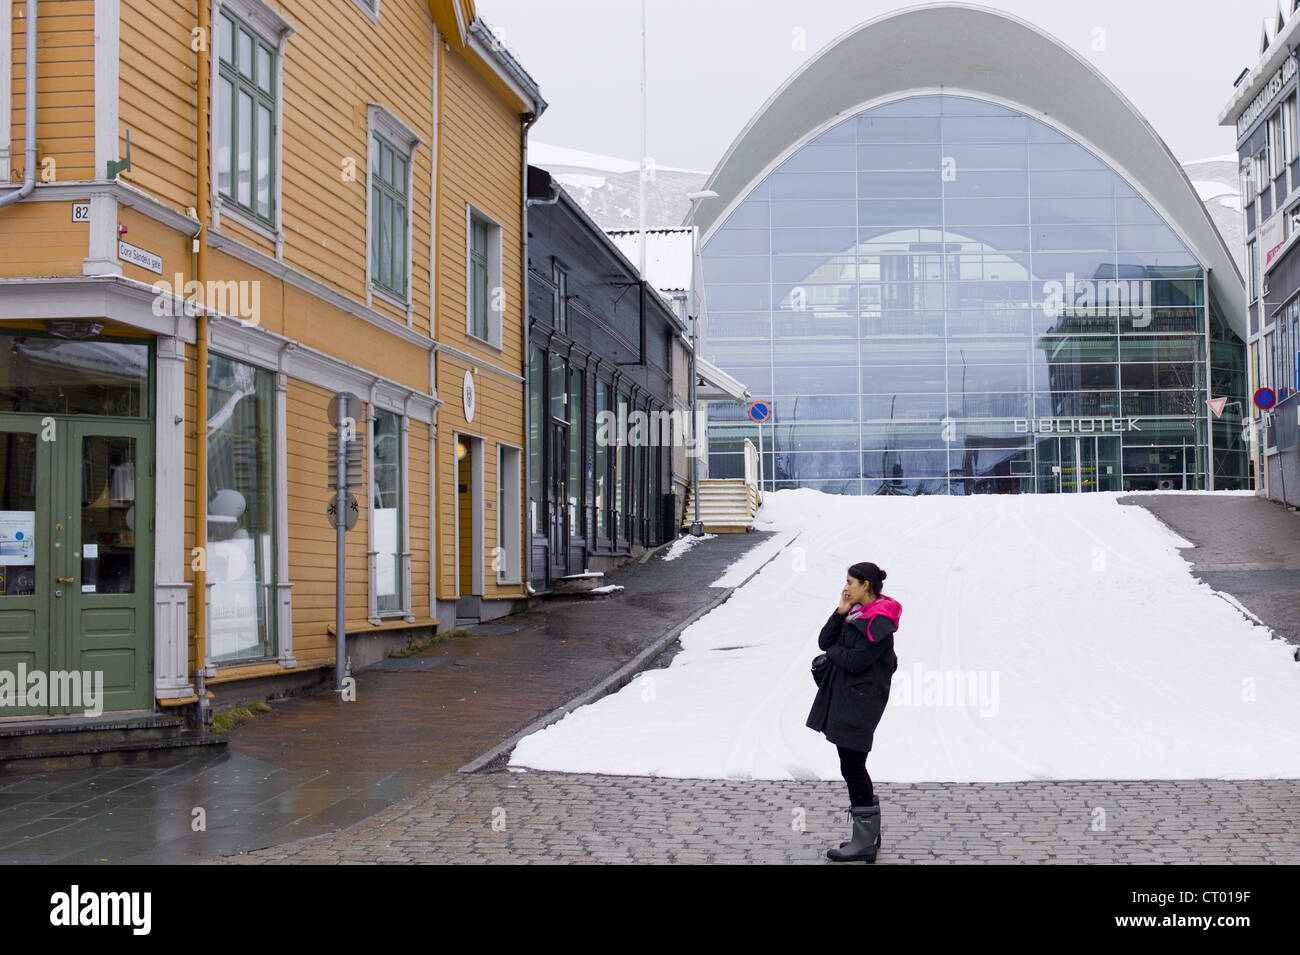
[847,561,887,593]
[878,569,887,581]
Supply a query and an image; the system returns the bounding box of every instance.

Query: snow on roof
[606,228,694,293]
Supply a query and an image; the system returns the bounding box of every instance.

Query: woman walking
[806,561,901,862]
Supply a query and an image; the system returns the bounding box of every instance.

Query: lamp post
[686,189,718,537]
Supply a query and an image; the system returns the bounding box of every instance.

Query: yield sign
[1206,397,1228,418]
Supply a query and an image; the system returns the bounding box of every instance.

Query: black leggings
[837,745,874,807]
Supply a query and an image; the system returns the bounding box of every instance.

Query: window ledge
[371,283,412,314]
[216,199,278,245]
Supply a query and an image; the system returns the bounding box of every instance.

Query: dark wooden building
[525,165,687,591]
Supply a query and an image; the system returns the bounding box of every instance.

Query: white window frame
[497,443,523,585]
[366,103,422,322]
[202,324,295,670]
[466,203,504,348]
[210,0,294,256]
[351,0,379,24]
[367,397,413,621]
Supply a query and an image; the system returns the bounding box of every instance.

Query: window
[352,0,378,19]
[567,366,583,537]
[1248,241,1259,302]
[467,207,503,346]
[367,105,420,305]
[371,134,408,298]
[371,408,404,615]
[528,347,544,535]
[596,380,610,538]
[497,445,522,583]
[1256,147,1270,196]
[215,6,280,224]
[206,353,276,662]
[553,263,568,334]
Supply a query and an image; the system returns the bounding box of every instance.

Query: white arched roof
[693,2,1246,338]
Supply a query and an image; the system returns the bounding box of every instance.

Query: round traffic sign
[748,401,771,423]
[327,392,362,427]
[326,491,359,531]
[1254,387,1277,411]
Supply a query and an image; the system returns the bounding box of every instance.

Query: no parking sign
[748,401,771,423]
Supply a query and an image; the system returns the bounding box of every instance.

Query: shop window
[206,353,276,662]
[371,408,405,615]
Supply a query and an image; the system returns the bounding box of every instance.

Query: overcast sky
[474,0,1271,172]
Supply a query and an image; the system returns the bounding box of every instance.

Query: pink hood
[846,595,902,641]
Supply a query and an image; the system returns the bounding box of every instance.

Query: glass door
[0,415,152,717]
[0,421,49,716]
[548,423,568,579]
[66,419,153,713]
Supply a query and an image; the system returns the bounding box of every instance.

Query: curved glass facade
[701,94,1249,494]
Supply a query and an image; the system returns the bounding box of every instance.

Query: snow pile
[661,532,716,562]
[510,489,1300,782]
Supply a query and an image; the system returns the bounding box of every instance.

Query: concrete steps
[0,712,227,773]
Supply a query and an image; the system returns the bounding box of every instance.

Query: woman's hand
[836,587,853,614]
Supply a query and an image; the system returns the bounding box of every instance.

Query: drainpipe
[193,0,211,727]
[0,0,37,211]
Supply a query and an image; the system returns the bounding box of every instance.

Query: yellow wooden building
[0,0,543,724]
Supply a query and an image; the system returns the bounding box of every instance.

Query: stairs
[0,712,228,774]
[681,478,763,533]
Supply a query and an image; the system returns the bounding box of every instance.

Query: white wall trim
[432,340,524,383]
[496,442,522,585]
[154,335,194,699]
[93,0,120,179]
[274,341,297,666]
[205,225,436,353]
[0,275,198,341]
[350,0,379,26]
[429,33,439,339]
[207,313,438,423]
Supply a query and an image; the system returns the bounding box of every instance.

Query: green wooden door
[0,419,52,716]
[0,414,153,717]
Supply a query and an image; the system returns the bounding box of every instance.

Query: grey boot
[838,794,879,848]
[827,801,881,862]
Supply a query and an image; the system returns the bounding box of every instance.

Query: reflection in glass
[206,354,275,662]
[700,93,1241,493]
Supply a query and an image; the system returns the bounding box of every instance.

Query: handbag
[811,652,830,687]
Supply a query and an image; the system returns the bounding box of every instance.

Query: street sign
[1206,397,1228,418]
[1254,387,1277,410]
[326,492,359,531]
[327,391,362,428]
[326,439,365,487]
[748,400,771,423]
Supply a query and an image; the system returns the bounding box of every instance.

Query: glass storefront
[701,93,1250,493]
[206,353,276,661]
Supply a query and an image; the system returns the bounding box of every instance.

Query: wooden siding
[7,1,96,184]
[0,199,86,276]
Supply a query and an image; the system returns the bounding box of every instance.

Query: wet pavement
[1119,493,1300,648]
[0,531,780,863]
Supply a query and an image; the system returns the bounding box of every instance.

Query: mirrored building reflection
[695,8,1250,495]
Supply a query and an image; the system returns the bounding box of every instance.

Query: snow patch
[511,489,1300,782]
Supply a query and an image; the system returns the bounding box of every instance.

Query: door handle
[56,576,75,583]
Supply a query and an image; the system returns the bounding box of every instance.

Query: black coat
[805,608,898,753]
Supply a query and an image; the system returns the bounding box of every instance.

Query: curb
[457,526,803,774]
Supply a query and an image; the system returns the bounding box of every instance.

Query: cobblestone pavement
[215,771,1300,864]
